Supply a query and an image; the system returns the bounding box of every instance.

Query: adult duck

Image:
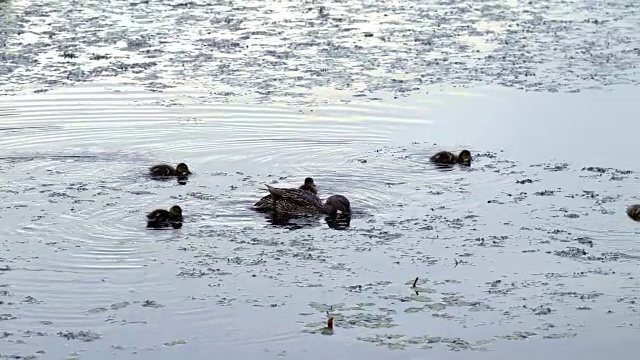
[257,184,351,218]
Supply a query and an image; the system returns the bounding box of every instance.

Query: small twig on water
[412,277,419,288]
[454,259,459,268]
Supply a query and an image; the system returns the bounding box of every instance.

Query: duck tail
[265,184,285,198]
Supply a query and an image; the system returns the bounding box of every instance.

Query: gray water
[1,0,640,359]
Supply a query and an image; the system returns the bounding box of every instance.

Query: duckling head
[458,150,472,165]
[169,205,182,218]
[300,177,318,194]
[176,163,191,175]
[304,177,315,186]
[627,205,640,222]
[324,194,351,216]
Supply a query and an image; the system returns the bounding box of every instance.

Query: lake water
[1,0,640,359]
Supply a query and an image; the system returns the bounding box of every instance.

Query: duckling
[254,177,318,211]
[147,205,183,228]
[149,163,191,177]
[430,150,472,166]
[299,177,318,194]
[627,205,640,222]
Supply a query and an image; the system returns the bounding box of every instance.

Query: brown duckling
[627,205,640,222]
[149,163,191,177]
[299,177,318,194]
[147,205,183,228]
[430,150,472,166]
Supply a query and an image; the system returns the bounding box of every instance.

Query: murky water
[2,0,640,359]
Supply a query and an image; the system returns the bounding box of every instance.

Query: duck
[254,177,318,211]
[627,205,640,222]
[261,184,324,216]
[258,183,353,218]
[147,205,183,228]
[149,163,191,177]
[430,150,472,166]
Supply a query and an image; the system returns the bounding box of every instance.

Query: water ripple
[2,0,639,102]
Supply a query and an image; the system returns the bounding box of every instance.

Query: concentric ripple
[0,84,437,343]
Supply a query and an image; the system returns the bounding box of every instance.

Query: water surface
[2,83,640,359]
[2,0,640,359]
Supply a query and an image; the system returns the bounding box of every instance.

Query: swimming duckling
[254,177,318,211]
[627,205,640,222]
[147,205,183,228]
[430,150,472,166]
[149,163,191,177]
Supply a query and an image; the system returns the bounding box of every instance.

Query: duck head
[169,205,182,219]
[323,194,351,216]
[627,205,640,222]
[176,163,191,175]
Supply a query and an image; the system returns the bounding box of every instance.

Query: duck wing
[265,184,322,207]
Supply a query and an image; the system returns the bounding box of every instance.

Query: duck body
[147,205,183,228]
[262,184,324,216]
[254,177,318,211]
[627,205,640,221]
[430,150,472,166]
[255,179,352,220]
[149,163,191,177]
[430,151,457,165]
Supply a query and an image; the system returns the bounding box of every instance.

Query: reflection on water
[1,84,640,359]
